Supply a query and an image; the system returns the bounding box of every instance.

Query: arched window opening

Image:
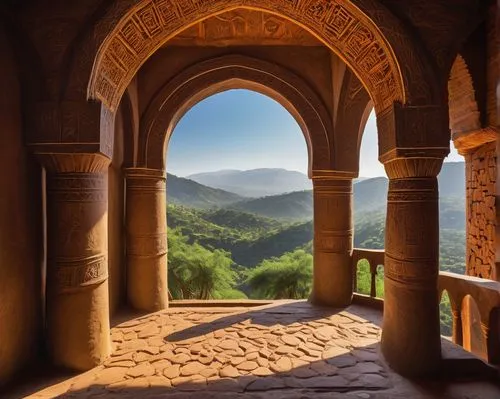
[439,290,453,337]
[165,89,313,301]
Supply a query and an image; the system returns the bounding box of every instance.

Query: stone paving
[9,301,500,398]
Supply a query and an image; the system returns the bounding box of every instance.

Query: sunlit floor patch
[19,301,500,398]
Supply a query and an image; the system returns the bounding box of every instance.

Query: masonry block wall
[466,141,497,278]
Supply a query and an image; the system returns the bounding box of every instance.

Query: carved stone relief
[168,9,321,46]
[88,0,405,112]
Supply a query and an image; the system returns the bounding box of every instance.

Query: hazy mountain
[438,162,465,197]
[169,162,465,218]
[232,190,313,220]
[354,177,388,213]
[187,168,311,197]
[166,173,243,209]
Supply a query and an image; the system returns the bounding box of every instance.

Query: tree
[167,229,239,299]
[245,250,313,299]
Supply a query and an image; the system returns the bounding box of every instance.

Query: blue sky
[167,90,461,177]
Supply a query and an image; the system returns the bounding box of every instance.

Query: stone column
[42,153,111,370]
[311,177,353,307]
[125,168,168,311]
[381,157,443,377]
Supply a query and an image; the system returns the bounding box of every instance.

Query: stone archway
[44,0,452,379]
[71,0,439,116]
[138,55,333,177]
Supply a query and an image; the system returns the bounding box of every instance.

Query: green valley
[164,166,467,336]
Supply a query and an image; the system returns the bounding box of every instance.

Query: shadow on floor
[4,302,500,399]
[45,342,500,399]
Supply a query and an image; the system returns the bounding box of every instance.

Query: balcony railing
[352,248,500,366]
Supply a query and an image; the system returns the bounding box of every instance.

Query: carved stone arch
[118,87,139,168]
[448,54,481,135]
[331,68,372,173]
[66,0,439,118]
[139,55,332,176]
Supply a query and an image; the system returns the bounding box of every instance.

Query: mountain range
[168,163,466,222]
[187,168,311,197]
[166,173,243,209]
[166,165,466,273]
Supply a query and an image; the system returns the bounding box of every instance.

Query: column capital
[383,156,444,179]
[311,170,356,180]
[124,167,165,179]
[377,102,449,164]
[36,152,110,173]
[27,101,115,158]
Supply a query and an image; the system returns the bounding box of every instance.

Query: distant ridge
[188,168,311,197]
[166,173,243,209]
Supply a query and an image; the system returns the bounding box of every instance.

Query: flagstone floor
[7,301,500,398]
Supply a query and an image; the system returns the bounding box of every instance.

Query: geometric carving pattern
[52,255,108,293]
[47,173,107,202]
[46,170,109,293]
[385,177,439,287]
[88,0,405,112]
[168,9,322,46]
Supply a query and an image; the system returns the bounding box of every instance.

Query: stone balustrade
[351,248,500,366]
[352,248,385,298]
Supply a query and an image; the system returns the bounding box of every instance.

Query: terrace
[7,254,500,398]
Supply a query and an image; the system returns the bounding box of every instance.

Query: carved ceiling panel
[165,9,322,46]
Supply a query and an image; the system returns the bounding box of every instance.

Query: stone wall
[466,141,497,278]
[0,28,43,385]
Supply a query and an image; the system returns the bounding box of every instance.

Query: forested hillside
[166,173,243,208]
[165,165,466,336]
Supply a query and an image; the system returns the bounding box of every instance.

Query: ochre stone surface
[87,0,408,112]
[382,157,444,377]
[108,104,126,314]
[0,0,496,389]
[40,154,112,370]
[168,9,322,47]
[125,168,168,311]
[465,142,497,279]
[9,302,500,398]
[0,26,42,385]
[312,178,353,307]
[448,55,481,135]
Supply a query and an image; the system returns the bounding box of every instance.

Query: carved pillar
[381,157,443,377]
[311,177,353,307]
[125,168,168,311]
[41,153,111,370]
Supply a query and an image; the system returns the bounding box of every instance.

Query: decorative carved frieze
[168,9,321,46]
[47,173,107,202]
[51,255,108,293]
[88,0,405,112]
